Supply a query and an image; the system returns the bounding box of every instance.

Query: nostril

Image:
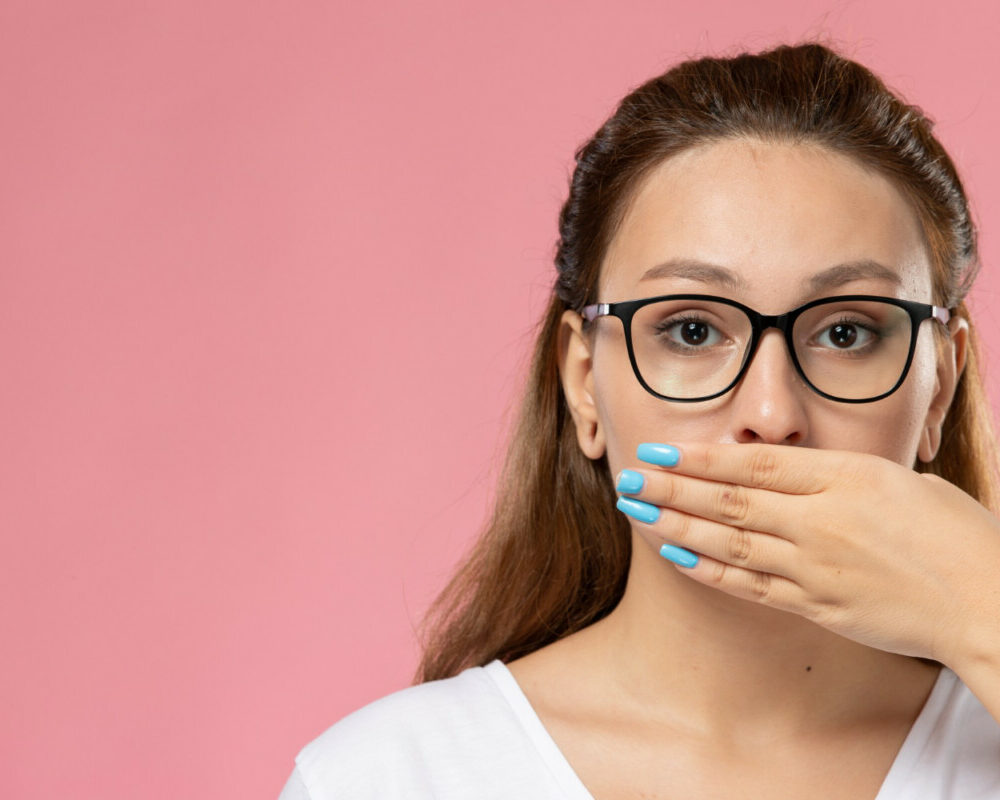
[739,427,804,446]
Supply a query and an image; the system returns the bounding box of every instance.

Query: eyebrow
[638,258,902,292]
[639,258,746,289]
[807,260,903,292]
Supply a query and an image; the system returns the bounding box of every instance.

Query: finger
[669,550,803,613]
[644,504,801,579]
[620,469,802,539]
[639,441,857,494]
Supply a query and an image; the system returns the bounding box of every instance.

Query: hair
[414,42,1000,683]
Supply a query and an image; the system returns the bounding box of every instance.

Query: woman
[280,43,1000,798]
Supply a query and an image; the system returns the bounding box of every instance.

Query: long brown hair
[415,43,999,683]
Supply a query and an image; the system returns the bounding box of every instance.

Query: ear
[558,309,606,460]
[917,315,969,463]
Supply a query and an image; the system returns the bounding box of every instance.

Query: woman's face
[560,138,966,484]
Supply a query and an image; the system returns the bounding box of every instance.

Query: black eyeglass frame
[581,294,952,404]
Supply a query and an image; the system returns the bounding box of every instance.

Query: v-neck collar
[484,658,954,800]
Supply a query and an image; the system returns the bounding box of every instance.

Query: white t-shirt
[278,660,1000,799]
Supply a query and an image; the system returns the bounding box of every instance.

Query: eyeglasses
[581,294,951,403]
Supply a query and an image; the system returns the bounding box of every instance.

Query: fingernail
[615,469,644,494]
[616,495,660,524]
[660,544,699,568]
[637,443,680,467]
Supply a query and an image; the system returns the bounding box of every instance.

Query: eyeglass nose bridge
[738,310,801,376]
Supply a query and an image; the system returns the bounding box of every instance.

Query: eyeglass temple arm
[932,306,951,325]
[581,303,609,322]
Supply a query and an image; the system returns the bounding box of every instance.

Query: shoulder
[287,660,556,799]
[298,662,504,769]
[882,668,1000,798]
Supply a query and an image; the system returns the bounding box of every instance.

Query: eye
[657,315,724,349]
[815,319,876,350]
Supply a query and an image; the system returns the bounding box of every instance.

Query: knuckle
[717,484,751,525]
[747,450,780,487]
[710,561,729,585]
[726,528,753,564]
[663,476,682,508]
[672,511,693,544]
[748,571,772,600]
[749,451,780,485]
[700,447,716,475]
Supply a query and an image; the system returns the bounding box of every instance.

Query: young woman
[280,43,1000,799]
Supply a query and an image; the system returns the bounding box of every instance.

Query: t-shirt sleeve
[281,662,586,799]
[277,765,312,800]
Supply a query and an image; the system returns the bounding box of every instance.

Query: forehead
[599,138,932,307]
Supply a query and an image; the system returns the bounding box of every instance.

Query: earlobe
[917,315,969,464]
[918,426,941,464]
[558,309,606,460]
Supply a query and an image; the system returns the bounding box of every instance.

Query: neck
[578,534,939,737]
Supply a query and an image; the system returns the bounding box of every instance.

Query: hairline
[589,133,950,309]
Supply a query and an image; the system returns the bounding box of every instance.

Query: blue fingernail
[660,544,699,568]
[616,495,660,524]
[637,443,680,467]
[615,469,644,494]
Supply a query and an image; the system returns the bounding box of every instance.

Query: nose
[728,329,810,445]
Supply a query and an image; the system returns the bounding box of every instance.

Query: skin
[506,138,1000,799]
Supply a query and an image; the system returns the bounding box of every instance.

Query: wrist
[944,589,1000,680]
[947,611,1000,727]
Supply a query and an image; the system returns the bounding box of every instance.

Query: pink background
[3,1,999,797]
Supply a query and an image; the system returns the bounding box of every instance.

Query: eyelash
[654,314,725,350]
[822,315,880,337]
[652,314,882,344]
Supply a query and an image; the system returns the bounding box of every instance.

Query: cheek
[590,329,674,476]
[898,335,943,446]
[591,332,731,474]
[826,336,938,465]
[590,335,646,473]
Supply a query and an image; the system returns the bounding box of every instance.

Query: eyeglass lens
[630,298,913,401]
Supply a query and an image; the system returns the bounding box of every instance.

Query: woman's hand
[615,442,1000,673]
